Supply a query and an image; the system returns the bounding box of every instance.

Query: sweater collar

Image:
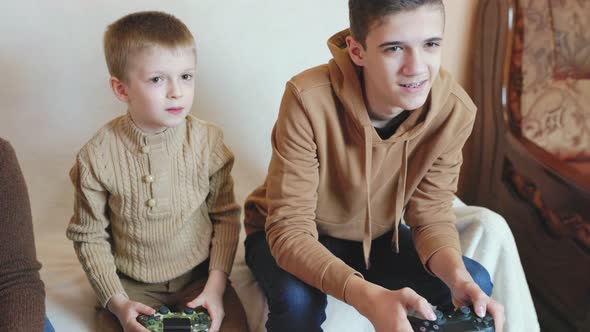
[117,114,186,154]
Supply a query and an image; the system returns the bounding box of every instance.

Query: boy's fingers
[209,308,224,332]
[403,289,436,321]
[134,302,155,315]
[210,317,221,332]
[187,297,204,308]
[486,301,505,332]
[471,296,488,318]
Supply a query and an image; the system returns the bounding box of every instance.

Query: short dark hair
[349,0,444,48]
[104,11,195,82]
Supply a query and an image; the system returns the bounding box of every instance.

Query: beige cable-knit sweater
[66,114,240,307]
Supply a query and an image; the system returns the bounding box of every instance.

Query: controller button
[158,305,170,314]
[420,327,426,332]
[184,308,195,315]
[434,310,443,319]
[434,309,444,323]
[459,306,471,317]
[423,321,430,327]
[433,324,439,330]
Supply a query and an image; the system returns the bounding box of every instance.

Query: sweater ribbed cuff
[209,221,240,275]
[320,259,363,302]
[95,275,128,308]
[413,223,461,275]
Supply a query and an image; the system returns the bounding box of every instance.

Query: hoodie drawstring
[362,129,410,269]
[392,140,409,253]
[363,126,373,270]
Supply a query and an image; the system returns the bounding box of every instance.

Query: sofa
[0,1,539,331]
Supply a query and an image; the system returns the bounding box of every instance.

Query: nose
[167,80,183,99]
[402,49,426,76]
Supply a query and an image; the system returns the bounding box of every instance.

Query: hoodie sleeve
[405,107,476,270]
[0,140,46,332]
[265,82,363,302]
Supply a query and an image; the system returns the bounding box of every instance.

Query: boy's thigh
[95,308,124,332]
[367,226,493,305]
[244,231,327,313]
[219,283,249,332]
[366,226,452,304]
[119,272,173,308]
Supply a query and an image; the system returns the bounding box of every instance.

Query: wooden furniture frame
[462,0,590,330]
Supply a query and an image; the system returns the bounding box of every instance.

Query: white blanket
[39,197,539,331]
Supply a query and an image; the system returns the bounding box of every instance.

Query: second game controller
[136,305,211,332]
[408,305,495,332]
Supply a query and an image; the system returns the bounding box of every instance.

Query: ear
[346,35,366,67]
[110,77,129,103]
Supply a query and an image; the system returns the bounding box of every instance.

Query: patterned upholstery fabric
[550,0,590,79]
[518,0,590,160]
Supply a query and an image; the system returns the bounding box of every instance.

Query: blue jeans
[245,225,493,332]
[44,317,55,332]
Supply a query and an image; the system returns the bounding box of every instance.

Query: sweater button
[141,146,150,154]
[146,198,157,207]
[143,175,155,183]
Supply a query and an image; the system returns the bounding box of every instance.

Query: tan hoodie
[244,29,476,302]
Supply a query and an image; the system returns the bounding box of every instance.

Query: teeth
[401,81,423,88]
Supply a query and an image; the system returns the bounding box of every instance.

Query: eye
[150,76,163,83]
[385,45,403,53]
[181,73,193,81]
[425,41,440,48]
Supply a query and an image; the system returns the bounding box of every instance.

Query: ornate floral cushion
[549,0,590,79]
[519,0,590,160]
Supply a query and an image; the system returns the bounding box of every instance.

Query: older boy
[244,1,504,331]
[66,11,248,332]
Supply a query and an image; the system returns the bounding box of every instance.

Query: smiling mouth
[399,80,427,88]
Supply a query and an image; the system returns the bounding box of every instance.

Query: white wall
[0,0,477,232]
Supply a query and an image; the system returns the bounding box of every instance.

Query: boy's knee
[463,257,493,296]
[266,281,326,332]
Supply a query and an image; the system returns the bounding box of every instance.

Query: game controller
[408,306,495,332]
[136,305,211,332]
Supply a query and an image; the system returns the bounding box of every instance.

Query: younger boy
[66,11,247,332]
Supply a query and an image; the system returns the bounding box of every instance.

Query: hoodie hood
[326,29,455,269]
[327,29,454,142]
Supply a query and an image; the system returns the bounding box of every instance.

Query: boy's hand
[186,269,227,332]
[107,293,155,332]
[346,276,436,332]
[427,248,505,332]
[449,279,505,332]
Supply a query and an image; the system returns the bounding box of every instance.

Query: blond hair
[104,11,195,82]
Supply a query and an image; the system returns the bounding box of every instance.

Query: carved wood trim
[503,159,590,251]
